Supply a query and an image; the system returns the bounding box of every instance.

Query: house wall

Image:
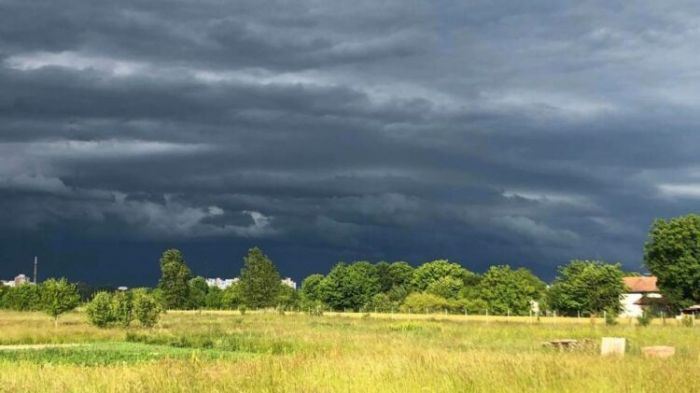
[621,293,644,317]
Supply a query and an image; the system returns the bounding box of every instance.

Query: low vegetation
[0,310,699,392]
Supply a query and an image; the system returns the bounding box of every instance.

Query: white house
[621,276,662,317]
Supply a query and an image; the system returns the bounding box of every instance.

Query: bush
[2,284,41,311]
[637,310,653,327]
[112,291,134,327]
[86,292,115,328]
[304,300,325,316]
[604,309,618,325]
[681,315,694,327]
[400,293,448,314]
[133,293,161,328]
[364,293,393,313]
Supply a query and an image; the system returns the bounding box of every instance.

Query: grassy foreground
[0,310,698,392]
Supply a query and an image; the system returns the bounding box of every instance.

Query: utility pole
[33,256,38,284]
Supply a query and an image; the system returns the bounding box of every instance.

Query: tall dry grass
[0,310,698,392]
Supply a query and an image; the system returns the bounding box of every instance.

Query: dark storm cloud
[1,0,699,283]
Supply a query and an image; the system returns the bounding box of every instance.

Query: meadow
[0,310,698,392]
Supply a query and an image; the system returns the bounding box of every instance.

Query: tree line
[149,247,625,316]
[151,214,700,317]
[4,213,700,324]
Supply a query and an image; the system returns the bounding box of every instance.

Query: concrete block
[601,337,626,356]
[641,346,675,358]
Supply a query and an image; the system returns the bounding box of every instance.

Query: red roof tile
[623,276,659,293]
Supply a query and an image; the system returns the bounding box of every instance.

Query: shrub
[364,293,393,313]
[400,293,448,314]
[604,309,618,325]
[305,300,325,316]
[86,292,115,328]
[112,291,134,327]
[133,293,161,328]
[637,310,653,327]
[681,315,694,327]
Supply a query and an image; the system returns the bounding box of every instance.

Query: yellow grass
[0,310,698,392]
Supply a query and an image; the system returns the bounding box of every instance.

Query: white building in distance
[205,277,239,290]
[1,274,32,288]
[281,277,297,289]
[205,277,297,290]
[621,276,663,317]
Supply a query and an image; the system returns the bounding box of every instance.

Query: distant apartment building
[281,277,297,289]
[205,276,297,290]
[205,277,239,290]
[1,274,33,288]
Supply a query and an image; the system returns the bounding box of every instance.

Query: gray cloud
[0,0,697,283]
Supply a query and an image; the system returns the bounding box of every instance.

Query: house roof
[623,276,659,293]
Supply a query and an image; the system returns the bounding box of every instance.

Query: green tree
[387,261,414,289]
[2,284,41,311]
[205,286,223,309]
[365,293,393,312]
[411,260,475,292]
[426,276,464,299]
[0,283,7,309]
[240,247,281,308]
[40,278,80,326]
[645,214,700,310]
[276,283,300,310]
[547,260,625,316]
[112,290,134,327]
[386,284,410,303]
[222,284,243,309]
[377,261,415,294]
[300,274,324,303]
[85,292,115,328]
[319,261,381,311]
[133,292,161,328]
[157,249,193,310]
[188,276,209,310]
[477,265,545,315]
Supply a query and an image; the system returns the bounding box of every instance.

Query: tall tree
[276,283,300,310]
[319,261,380,311]
[222,283,243,309]
[411,260,475,292]
[387,262,414,289]
[547,260,625,316]
[40,278,80,326]
[205,286,224,309]
[157,249,193,309]
[477,265,545,315]
[240,247,281,308]
[188,276,209,310]
[300,274,324,302]
[645,214,700,310]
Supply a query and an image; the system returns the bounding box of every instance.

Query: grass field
[0,310,698,392]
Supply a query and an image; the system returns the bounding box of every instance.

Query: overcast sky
[2,0,699,285]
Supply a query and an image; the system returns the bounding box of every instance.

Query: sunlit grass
[0,310,698,392]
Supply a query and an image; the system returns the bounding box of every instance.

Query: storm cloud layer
[1,0,698,284]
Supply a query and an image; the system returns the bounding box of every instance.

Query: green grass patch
[0,342,248,366]
[126,331,300,354]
